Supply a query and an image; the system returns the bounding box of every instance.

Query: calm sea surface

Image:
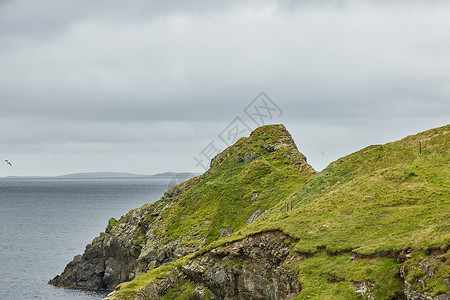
[0,177,172,300]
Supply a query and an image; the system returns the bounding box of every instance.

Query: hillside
[50,124,449,300]
[233,124,450,299]
[49,124,315,292]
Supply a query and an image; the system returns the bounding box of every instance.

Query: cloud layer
[1,0,449,175]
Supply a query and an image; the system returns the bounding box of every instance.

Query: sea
[0,176,176,300]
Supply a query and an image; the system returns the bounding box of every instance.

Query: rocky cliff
[107,239,449,300]
[49,178,200,290]
[127,231,300,300]
[50,124,450,299]
[49,124,315,291]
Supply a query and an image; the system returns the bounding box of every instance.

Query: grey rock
[220,227,234,237]
[400,256,450,300]
[49,178,200,290]
[182,231,300,300]
[247,210,266,225]
[235,151,260,163]
[355,281,375,300]
[251,193,259,201]
[189,287,208,300]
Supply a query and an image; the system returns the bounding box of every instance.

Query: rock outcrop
[128,231,300,300]
[210,124,314,173]
[400,251,450,300]
[49,178,201,290]
[51,124,450,299]
[49,124,315,291]
[182,231,300,300]
[246,209,266,225]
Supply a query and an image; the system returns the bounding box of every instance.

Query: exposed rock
[354,281,375,300]
[400,253,450,300]
[235,151,259,163]
[49,124,315,294]
[115,231,300,300]
[130,270,184,300]
[210,124,315,174]
[397,249,413,263]
[49,177,200,290]
[246,209,266,225]
[189,287,207,300]
[181,231,300,300]
[220,227,234,237]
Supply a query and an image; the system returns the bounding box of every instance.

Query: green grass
[112,124,450,299]
[161,279,198,300]
[293,251,403,300]
[114,254,193,300]
[237,124,449,254]
[115,263,175,299]
[154,124,314,245]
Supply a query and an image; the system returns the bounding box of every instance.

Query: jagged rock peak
[210,124,315,173]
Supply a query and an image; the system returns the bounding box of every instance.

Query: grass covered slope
[247,124,449,253]
[153,124,315,246]
[49,124,315,292]
[112,124,449,299]
[234,124,449,299]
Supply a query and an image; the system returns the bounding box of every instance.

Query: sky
[0,0,449,177]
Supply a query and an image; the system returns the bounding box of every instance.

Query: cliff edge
[49,124,315,290]
[50,124,450,300]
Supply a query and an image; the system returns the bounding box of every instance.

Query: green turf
[113,124,449,299]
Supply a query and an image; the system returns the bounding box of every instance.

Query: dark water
[0,177,172,300]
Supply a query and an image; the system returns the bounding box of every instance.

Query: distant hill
[152,172,200,178]
[7,172,199,179]
[58,172,148,178]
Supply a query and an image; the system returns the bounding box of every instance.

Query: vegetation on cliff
[155,124,315,246]
[235,124,450,298]
[52,124,449,299]
[49,124,316,292]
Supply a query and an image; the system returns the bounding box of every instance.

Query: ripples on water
[0,177,171,300]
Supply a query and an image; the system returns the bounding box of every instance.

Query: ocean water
[0,177,172,300]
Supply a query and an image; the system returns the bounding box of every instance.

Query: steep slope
[49,124,315,290]
[251,124,449,252]
[109,124,449,300]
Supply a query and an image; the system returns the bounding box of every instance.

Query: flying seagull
[5,160,12,166]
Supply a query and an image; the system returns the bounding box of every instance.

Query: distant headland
[5,172,199,179]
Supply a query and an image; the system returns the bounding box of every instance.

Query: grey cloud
[0,0,449,175]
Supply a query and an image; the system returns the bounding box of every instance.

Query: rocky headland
[50,124,450,299]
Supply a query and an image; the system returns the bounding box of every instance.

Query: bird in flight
[5,160,12,166]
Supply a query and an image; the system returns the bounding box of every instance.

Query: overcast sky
[0,0,449,177]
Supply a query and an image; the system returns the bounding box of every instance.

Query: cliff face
[131,231,300,300]
[49,179,200,290]
[50,124,450,299]
[181,231,300,300]
[49,124,315,291]
[110,240,449,300]
[400,251,450,300]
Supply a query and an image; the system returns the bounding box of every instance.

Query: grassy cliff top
[114,124,450,299]
[155,124,316,245]
[238,124,449,255]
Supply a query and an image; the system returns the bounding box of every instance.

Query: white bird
[5,160,12,166]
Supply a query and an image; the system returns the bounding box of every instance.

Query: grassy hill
[104,124,450,299]
[50,124,316,294]
[253,124,449,253]
[231,124,449,298]
[154,124,315,247]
